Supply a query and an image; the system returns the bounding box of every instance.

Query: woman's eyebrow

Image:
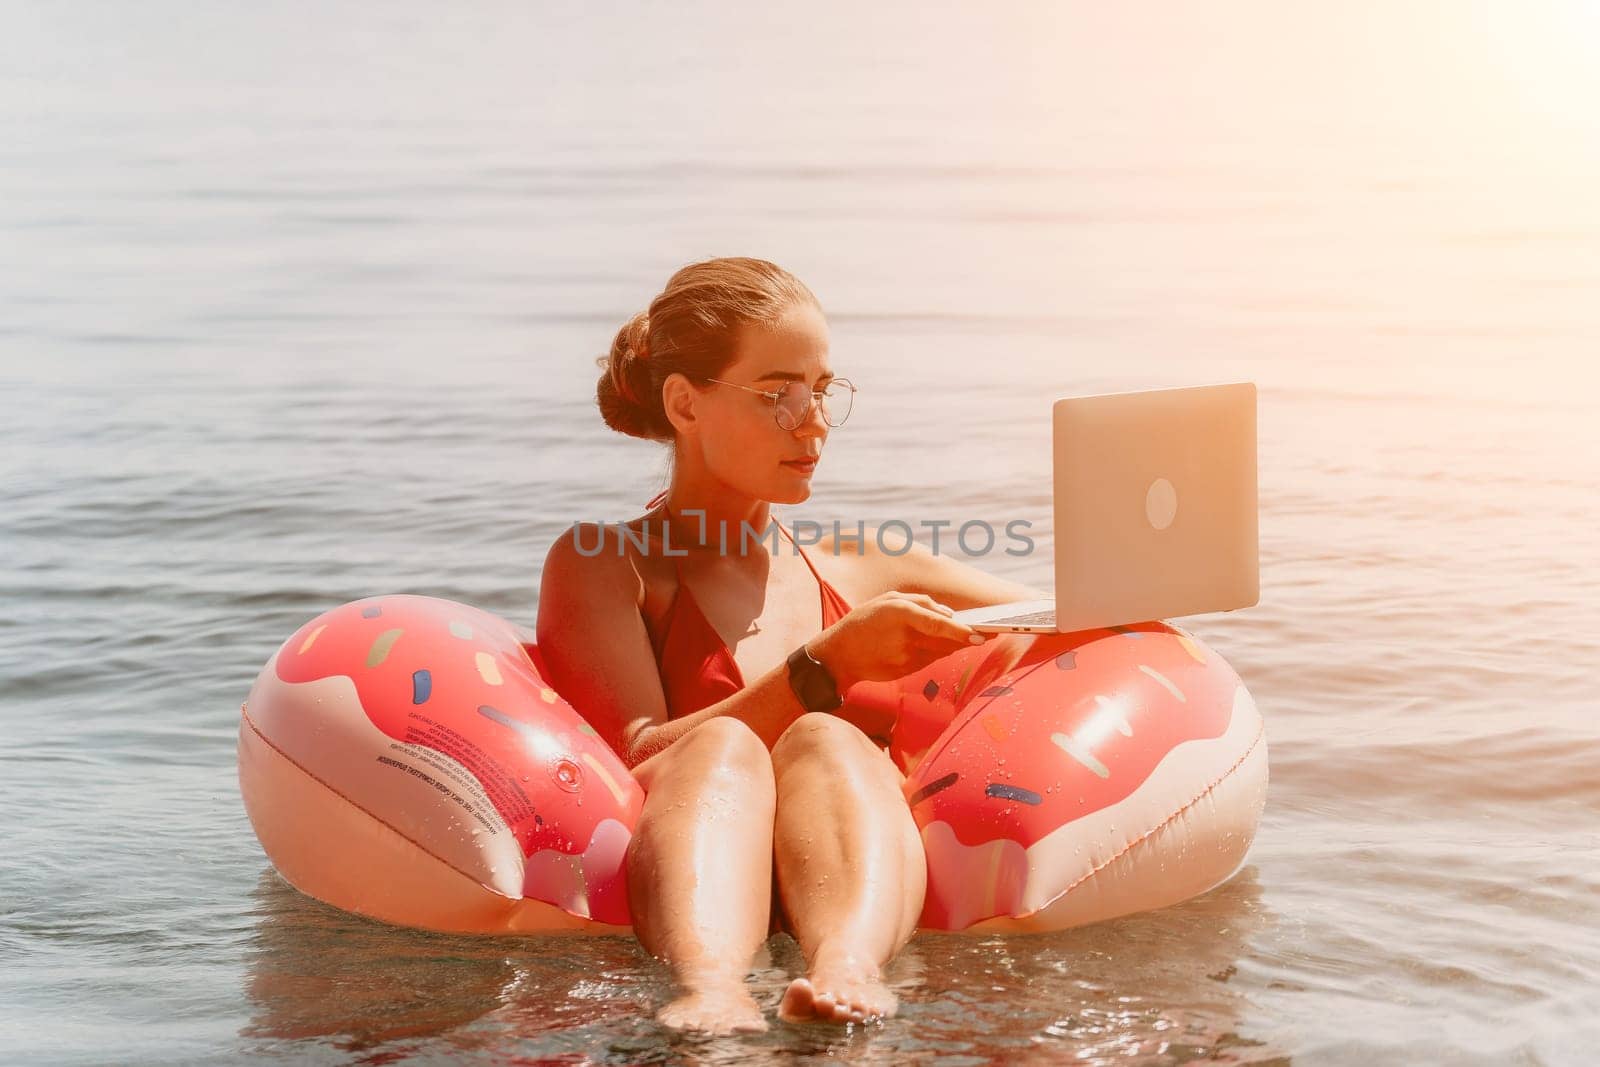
[755,370,836,383]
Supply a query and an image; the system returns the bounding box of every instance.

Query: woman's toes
[778,977,817,1023]
[780,961,898,1025]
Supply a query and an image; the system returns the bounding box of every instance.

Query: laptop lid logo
[1146,477,1178,531]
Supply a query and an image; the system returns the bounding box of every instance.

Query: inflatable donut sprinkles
[238,594,1267,935]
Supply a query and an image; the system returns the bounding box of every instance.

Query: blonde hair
[595,257,820,441]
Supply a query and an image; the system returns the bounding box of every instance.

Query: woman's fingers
[903,603,978,643]
[882,590,952,613]
[902,592,954,615]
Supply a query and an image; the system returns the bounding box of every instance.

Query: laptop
[954,381,1259,633]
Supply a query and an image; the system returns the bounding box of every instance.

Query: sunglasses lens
[772,380,854,428]
[775,382,810,429]
[821,380,853,427]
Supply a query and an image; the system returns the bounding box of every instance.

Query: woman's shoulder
[541,518,661,610]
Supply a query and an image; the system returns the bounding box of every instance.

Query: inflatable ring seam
[1019,715,1267,920]
[240,704,497,895]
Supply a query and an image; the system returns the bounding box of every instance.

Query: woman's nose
[795,399,829,436]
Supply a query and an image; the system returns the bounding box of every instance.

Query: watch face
[787,645,841,712]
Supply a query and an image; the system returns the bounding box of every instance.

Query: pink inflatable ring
[238,594,1267,935]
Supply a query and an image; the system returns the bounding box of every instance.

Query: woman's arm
[848,522,1048,611]
[536,523,813,770]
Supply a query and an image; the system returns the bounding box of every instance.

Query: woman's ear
[661,372,702,436]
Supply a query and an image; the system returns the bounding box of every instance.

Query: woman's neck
[657,492,777,557]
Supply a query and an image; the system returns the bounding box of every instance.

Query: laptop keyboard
[985,608,1056,627]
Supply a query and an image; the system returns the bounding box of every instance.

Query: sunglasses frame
[700,376,857,429]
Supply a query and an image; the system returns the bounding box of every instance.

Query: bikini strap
[775,514,830,587]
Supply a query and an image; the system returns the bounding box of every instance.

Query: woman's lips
[781,458,818,474]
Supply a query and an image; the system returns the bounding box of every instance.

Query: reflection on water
[893,871,1277,1065]
[243,874,517,1049]
[241,873,659,1061]
[241,869,1277,1064]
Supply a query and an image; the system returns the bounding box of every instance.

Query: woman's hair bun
[595,310,669,440]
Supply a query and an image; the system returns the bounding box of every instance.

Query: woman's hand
[807,591,992,692]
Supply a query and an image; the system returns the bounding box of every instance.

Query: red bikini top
[640,491,852,718]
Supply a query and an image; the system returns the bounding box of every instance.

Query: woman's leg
[628,716,777,1035]
[770,713,927,1024]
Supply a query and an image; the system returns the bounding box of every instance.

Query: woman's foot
[657,974,768,1035]
[778,949,897,1025]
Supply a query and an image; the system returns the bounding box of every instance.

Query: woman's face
[692,301,835,505]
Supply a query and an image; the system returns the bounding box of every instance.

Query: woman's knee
[638,716,775,801]
[772,712,877,771]
[682,714,771,765]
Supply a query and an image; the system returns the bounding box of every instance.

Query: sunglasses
[701,376,857,430]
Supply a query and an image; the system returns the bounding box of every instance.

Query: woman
[536,257,1046,1034]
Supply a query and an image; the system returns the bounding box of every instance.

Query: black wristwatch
[785,641,843,713]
